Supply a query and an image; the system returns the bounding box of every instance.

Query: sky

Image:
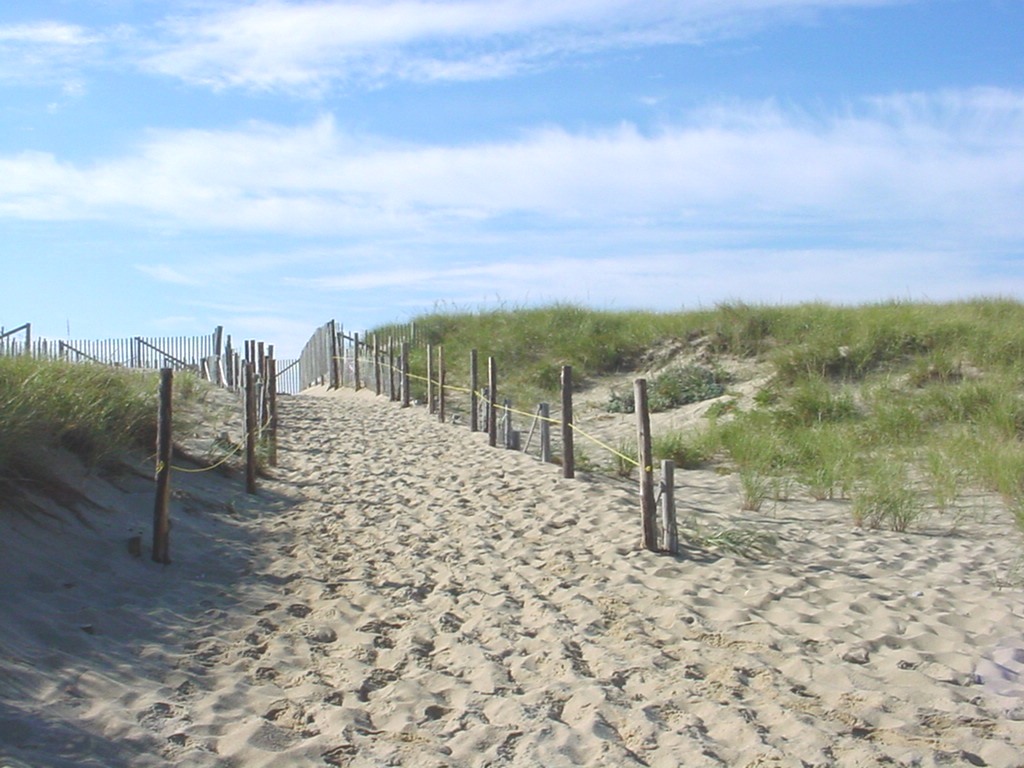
[2,0,1023,358]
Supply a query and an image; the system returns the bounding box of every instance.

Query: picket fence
[0,323,302,395]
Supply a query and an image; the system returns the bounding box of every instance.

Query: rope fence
[150,343,280,565]
[296,319,679,555]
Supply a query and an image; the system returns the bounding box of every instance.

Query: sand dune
[2,387,1024,767]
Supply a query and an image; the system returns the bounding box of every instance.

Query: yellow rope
[170,440,243,473]
[338,355,646,470]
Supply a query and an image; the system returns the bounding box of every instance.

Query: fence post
[213,326,224,384]
[388,338,397,400]
[661,460,678,554]
[261,345,273,439]
[427,344,435,415]
[561,366,574,479]
[328,321,340,389]
[373,335,382,396]
[635,378,658,551]
[245,362,258,494]
[353,332,361,391]
[152,368,173,565]
[488,357,498,448]
[268,357,278,467]
[540,403,552,463]
[438,346,446,424]
[503,399,519,449]
[470,349,479,432]
[401,342,411,408]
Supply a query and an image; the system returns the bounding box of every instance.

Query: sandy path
[3,387,1024,767]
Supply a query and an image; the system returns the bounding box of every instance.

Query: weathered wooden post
[540,403,552,463]
[469,349,479,432]
[401,341,411,408]
[267,356,278,467]
[261,345,274,437]
[438,346,446,424]
[213,326,224,386]
[661,459,678,554]
[427,343,435,414]
[488,357,498,448]
[373,335,382,396]
[329,321,341,389]
[635,378,658,551]
[387,338,396,400]
[152,368,173,565]
[561,366,575,479]
[503,399,519,449]
[245,362,258,494]
[353,332,361,391]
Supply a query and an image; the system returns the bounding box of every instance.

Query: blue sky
[2,0,1022,357]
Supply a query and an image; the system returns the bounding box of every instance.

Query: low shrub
[607,364,725,414]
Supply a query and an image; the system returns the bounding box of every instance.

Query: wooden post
[213,326,224,384]
[261,346,273,438]
[469,349,479,432]
[401,341,410,408]
[438,346,446,424]
[152,368,173,565]
[635,379,658,551]
[245,362,258,494]
[487,357,498,448]
[561,366,575,479]
[267,356,278,467]
[427,344,435,415]
[503,399,518,449]
[540,403,552,463]
[373,335,382,396]
[661,460,678,555]
[353,332,361,391]
[388,339,397,401]
[328,321,340,389]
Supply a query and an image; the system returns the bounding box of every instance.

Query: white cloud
[142,0,908,91]
[0,22,96,46]
[136,264,203,286]
[0,21,103,85]
[283,249,1024,318]
[0,88,1020,252]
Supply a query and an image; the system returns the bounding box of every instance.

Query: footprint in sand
[136,701,189,733]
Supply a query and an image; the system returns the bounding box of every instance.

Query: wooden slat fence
[2,325,223,372]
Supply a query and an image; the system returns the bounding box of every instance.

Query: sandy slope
[2,387,1024,767]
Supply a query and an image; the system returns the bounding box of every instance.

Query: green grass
[0,359,228,500]
[388,298,1024,531]
[0,357,158,477]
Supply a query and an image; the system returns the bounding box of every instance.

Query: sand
[2,386,1024,767]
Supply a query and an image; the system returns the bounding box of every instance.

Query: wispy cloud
[1,88,1020,250]
[141,0,909,92]
[136,264,203,286]
[0,22,97,46]
[0,21,102,85]
[283,248,1024,317]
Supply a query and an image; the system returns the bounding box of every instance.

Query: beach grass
[0,358,219,492]
[401,297,1024,529]
[0,357,157,476]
